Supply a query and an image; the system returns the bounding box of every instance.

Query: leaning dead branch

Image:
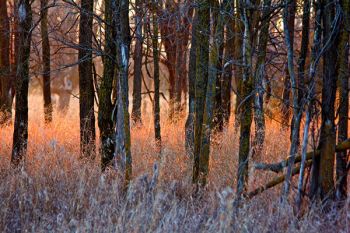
[253,139,350,173]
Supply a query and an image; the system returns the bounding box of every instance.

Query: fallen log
[247,160,313,199]
[253,139,350,173]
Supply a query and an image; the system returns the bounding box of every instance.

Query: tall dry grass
[0,95,349,232]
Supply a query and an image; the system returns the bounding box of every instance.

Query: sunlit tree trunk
[11,0,32,165]
[79,0,96,158]
[335,0,349,201]
[98,0,116,170]
[131,0,143,124]
[0,0,12,125]
[40,0,52,124]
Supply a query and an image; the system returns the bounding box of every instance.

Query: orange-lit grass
[0,95,349,232]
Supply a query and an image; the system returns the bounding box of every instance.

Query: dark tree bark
[11,0,32,165]
[185,11,197,157]
[41,0,52,123]
[131,0,143,124]
[280,0,296,129]
[252,0,271,157]
[79,0,96,158]
[335,0,349,200]
[212,0,225,132]
[192,0,210,186]
[316,0,339,202]
[152,0,161,149]
[98,0,116,170]
[281,0,302,198]
[0,0,12,125]
[221,0,235,126]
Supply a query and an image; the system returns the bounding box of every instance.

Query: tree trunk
[252,0,271,157]
[236,0,254,196]
[317,0,339,202]
[185,10,196,157]
[280,0,296,129]
[192,0,210,185]
[11,0,32,165]
[152,0,161,149]
[79,0,96,158]
[282,0,302,198]
[0,0,12,126]
[41,0,52,124]
[114,0,132,186]
[221,0,234,126]
[335,0,349,201]
[212,0,225,132]
[98,0,116,170]
[131,0,143,124]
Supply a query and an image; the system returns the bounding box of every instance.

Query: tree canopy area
[1,0,350,231]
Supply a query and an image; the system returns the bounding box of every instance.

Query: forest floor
[0,95,349,232]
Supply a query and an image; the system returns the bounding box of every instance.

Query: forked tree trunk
[41,0,52,123]
[79,0,96,158]
[11,0,32,165]
[282,0,302,198]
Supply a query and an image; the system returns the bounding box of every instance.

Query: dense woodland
[0,0,350,231]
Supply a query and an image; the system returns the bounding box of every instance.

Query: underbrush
[0,95,349,232]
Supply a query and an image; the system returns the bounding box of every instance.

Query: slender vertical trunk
[233,8,243,128]
[98,0,116,170]
[212,0,225,132]
[282,0,301,198]
[41,0,52,123]
[335,0,349,200]
[221,0,234,126]
[236,0,254,196]
[0,0,12,125]
[114,0,132,186]
[185,10,197,157]
[11,0,32,165]
[309,0,323,198]
[192,0,210,185]
[152,0,161,148]
[252,0,272,157]
[79,0,96,158]
[281,0,296,129]
[131,0,143,124]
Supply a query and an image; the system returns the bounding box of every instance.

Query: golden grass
[0,95,349,232]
